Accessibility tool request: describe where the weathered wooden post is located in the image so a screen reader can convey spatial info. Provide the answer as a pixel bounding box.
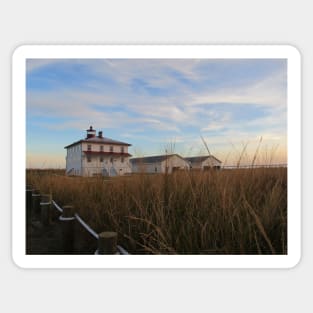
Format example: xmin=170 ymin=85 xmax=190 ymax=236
xmin=40 ymin=194 xmax=52 ymax=226
xmin=31 ymin=189 xmax=41 ymax=219
xmin=59 ymin=205 xmax=76 ymax=254
xmin=26 ymin=185 xmax=34 ymax=224
xmin=98 ymin=232 xmax=118 ymax=254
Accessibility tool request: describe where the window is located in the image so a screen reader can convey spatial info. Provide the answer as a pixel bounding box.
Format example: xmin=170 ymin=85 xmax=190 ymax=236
xmin=100 ymin=157 xmax=104 ymax=163
xmin=121 ymin=146 xmax=124 ymax=153
xmin=100 ymin=145 xmax=104 ymax=152
xmin=87 ymin=156 xmax=91 ymax=163
xmin=110 ymin=157 xmax=113 ymax=163
xmin=110 ymin=146 xmax=113 ymax=152
xmin=155 ymin=167 xmax=157 ymax=172
xmin=121 ymin=157 xmax=124 ymax=163
xmin=87 ymin=144 xmax=92 ymax=151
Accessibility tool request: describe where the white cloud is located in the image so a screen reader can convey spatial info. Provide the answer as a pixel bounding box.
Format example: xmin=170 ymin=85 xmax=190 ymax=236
xmin=26 ymin=59 xmax=69 ymax=72
xmin=189 ymin=70 xmax=286 ymax=108
xmin=26 ymin=58 xmax=287 ymax=167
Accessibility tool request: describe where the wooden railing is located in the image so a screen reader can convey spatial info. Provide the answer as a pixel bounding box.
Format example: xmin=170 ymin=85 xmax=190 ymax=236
xmin=26 ymin=185 xmax=129 ymax=255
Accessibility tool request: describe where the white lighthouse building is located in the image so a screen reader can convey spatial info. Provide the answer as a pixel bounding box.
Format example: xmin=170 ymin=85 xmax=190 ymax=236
xmin=65 ymin=126 xmax=132 ymax=177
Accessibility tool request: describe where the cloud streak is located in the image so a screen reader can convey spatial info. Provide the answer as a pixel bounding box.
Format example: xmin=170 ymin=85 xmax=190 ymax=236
xmin=26 ymin=58 xmax=287 ymax=167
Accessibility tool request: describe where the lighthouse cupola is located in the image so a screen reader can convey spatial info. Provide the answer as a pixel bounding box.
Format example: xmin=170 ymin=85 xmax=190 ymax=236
xmin=86 ymin=126 xmax=96 ymax=139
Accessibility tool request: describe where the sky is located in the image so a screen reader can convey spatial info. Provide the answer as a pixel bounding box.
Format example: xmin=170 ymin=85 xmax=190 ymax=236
xmin=26 ymin=58 xmax=287 ymax=168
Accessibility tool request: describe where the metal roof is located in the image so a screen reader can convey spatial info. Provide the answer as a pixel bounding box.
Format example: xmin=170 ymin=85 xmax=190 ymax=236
xmin=130 ymin=154 xmax=185 ymax=164
xmin=184 ymin=155 xmax=222 ymax=164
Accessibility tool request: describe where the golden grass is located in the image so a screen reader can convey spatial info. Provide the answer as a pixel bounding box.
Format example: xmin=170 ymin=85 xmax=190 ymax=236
xmin=26 ymin=167 xmax=287 ymax=254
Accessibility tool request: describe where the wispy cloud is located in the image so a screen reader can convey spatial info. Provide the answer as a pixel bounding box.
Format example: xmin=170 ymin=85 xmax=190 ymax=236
xmin=26 ymin=58 xmax=287 ymax=167
xmin=189 ymin=69 xmax=286 ymax=108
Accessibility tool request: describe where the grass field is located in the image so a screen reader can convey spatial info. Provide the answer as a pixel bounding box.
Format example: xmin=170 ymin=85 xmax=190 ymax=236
xmin=26 ymin=167 xmax=287 ymax=254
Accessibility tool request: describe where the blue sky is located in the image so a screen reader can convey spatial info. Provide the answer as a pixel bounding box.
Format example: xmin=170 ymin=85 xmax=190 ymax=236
xmin=26 ymin=58 xmax=287 ymax=168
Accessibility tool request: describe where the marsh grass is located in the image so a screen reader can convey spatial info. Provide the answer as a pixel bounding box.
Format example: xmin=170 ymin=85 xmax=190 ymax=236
xmin=26 ymin=165 xmax=287 ymax=255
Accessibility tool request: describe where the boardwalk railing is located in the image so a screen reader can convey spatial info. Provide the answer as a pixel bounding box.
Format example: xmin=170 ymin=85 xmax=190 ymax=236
xmin=26 ymin=185 xmax=129 ymax=255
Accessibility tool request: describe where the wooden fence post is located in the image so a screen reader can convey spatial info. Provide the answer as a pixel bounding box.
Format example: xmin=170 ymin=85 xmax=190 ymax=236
xmin=26 ymin=185 xmax=33 ymax=224
xmin=59 ymin=205 xmax=76 ymax=254
xmin=32 ymin=189 xmax=41 ymax=218
xmin=40 ymin=194 xmax=52 ymax=226
xmin=98 ymin=232 xmax=118 ymax=254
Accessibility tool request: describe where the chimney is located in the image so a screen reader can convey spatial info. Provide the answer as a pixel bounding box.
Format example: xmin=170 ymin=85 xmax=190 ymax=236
xmin=98 ymin=131 xmax=103 ymax=138
xmin=86 ymin=126 xmax=96 ymax=139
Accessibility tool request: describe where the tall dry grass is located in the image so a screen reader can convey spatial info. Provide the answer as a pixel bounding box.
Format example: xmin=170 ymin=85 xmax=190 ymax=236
xmin=26 ymin=166 xmax=287 ymax=255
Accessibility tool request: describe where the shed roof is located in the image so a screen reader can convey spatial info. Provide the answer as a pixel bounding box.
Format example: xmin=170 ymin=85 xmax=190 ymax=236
xmin=130 ymin=154 xmax=186 ymax=164
xmin=184 ymin=155 xmax=222 ymax=164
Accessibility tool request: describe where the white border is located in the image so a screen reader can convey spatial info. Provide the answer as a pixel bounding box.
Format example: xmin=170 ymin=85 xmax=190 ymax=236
xmin=12 ymin=45 xmax=301 ymax=269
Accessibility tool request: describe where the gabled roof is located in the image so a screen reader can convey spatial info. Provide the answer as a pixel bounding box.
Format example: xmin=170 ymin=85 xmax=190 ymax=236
xmin=65 ymin=136 xmax=131 ymax=149
xmin=130 ymin=154 xmax=187 ymax=164
xmin=184 ymin=155 xmax=222 ymax=164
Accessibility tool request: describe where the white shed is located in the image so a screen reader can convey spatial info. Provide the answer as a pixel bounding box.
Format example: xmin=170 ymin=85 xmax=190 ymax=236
xmin=130 ymin=154 xmax=190 ymax=174
xmin=184 ymin=155 xmax=222 ymax=170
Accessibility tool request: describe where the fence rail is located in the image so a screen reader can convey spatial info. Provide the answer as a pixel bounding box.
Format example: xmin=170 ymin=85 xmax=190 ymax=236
xmin=74 ymin=213 xmax=99 ymax=240
xmin=51 ymin=200 xmax=63 ymax=213
xmin=26 ymin=186 xmax=129 ymax=255
xmin=222 ymin=163 xmax=287 ymax=169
